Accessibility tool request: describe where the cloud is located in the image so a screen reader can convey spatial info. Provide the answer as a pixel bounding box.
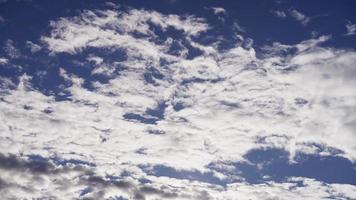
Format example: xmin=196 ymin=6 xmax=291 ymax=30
xmin=41 ymin=9 xmax=209 ymax=55
xmin=3 ymin=39 xmax=21 ymax=58
xmin=0 ymin=76 xmax=15 ymax=90
xmin=289 ymin=9 xmax=310 ymax=26
xmin=210 ymin=7 xmax=228 ymax=22
xmin=1 ymin=6 xmax=356 ymax=199
xmin=211 ymin=7 xmax=226 ymax=15
xmin=345 ymin=21 xmax=356 ymax=36
xmin=1 ymin=153 xmax=356 ymax=200
xmin=0 ymin=58 xmax=8 ymax=65
xmin=105 ymin=1 xmax=119 ymax=9
xmin=271 ymin=9 xmax=315 ymax=26
xmin=0 ymin=153 xmax=181 ymax=200
xmin=271 ymin=10 xmax=287 ymax=18
xmin=25 ymin=41 xmax=42 ymax=53
xmin=0 ymin=15 xmax=5 ymax=24
xmin=232 ymin=21 xmax=245 ymax=33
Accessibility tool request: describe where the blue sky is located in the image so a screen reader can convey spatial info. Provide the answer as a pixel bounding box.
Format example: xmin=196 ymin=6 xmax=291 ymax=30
xmin=1 ymin=0 xmax=356 ymax=199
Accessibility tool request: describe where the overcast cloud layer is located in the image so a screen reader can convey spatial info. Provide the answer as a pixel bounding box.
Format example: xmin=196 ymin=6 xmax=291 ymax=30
xmin=1 ymin=1 xmax=356 ymax=200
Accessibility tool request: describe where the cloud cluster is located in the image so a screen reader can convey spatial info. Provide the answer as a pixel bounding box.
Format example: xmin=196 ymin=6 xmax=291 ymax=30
xmin=1 ymin=153 xmax=355 ymax=199
xmin=42 ymin=9 xmax=208 ymax=55
xmin=1 ymin=7 xmax=356 ymax=199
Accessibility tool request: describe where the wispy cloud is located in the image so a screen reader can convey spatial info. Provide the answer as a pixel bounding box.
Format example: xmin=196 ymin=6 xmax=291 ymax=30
xmin=289 ymin=9 xmax=310 ymax=26
xmin=3 ymin=39 xmax=21 ymax=58
xmin=0 ymin=15 xmax=5 ymax=23
xmin=271 ymin=9 xmax=311 ymax=26
xmin=271 ymin=10 xmax=287 ymax=18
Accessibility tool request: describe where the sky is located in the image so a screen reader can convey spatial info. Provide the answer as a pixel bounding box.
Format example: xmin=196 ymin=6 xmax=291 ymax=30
xmin=1 ymin=0 xmax=356 ymax=199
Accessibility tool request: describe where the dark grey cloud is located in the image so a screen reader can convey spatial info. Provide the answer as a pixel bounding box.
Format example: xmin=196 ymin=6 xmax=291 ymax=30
xmin=0 ymin=153 xmax=185 ymax=199
xmin=0 ymin=153 xmax=54 ymax=174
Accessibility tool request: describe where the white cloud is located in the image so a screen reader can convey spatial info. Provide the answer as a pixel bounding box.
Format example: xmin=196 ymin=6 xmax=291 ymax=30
xmin=37 ymin=10 xmax=356 ymax=167
xmin=1 ymin=7 xmax=356 ymax=200
xmin=105 ymin=1 xmax=119 ymax=9
xmin=87 ymin=55 xmax=103 ymax=65
xmin=211 ymin=7 xmax=226 ymax=15
xmin=211 ymin=7 xmax=228 ymax=22
xmin=25 ymin=41 xmax=42 ymax=53
xmin=345 ymin=21 xmax=356 ymax=36
xmin=271 ymin=10 xmax=287 ymax=18
xmin=289 ymin=9 xmax=310 ymax=26
xmin=42 ymin=9 xmax=208 ymax=55
xmin=86 ymin=55 xmax=118 ymax=76
xmin=0 ymin=57 xmax=8 ymax=65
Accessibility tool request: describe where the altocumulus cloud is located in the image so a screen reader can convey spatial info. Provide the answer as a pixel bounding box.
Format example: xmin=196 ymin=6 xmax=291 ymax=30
xmin=1 ymin=5 xmax=356 ymax=200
